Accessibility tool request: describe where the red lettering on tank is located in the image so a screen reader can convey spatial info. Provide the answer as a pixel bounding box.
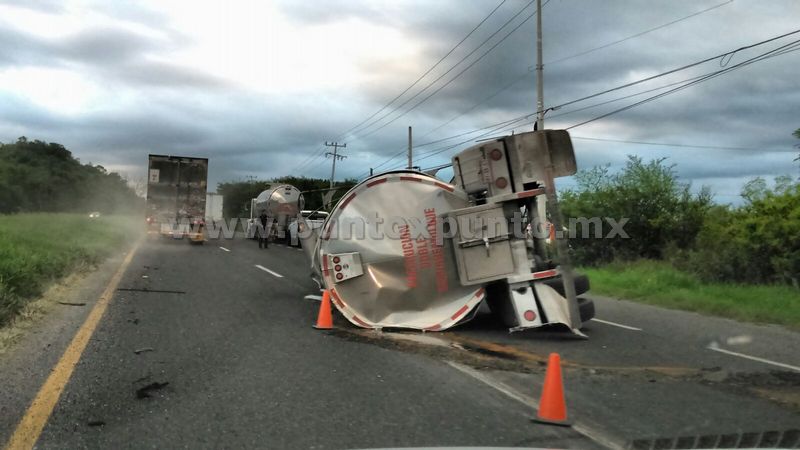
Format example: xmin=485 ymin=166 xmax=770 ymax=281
xmin=399 ymin=225 xmax=417 ymax=288
xmin=425 ymin=208 xmax=448 ymax=293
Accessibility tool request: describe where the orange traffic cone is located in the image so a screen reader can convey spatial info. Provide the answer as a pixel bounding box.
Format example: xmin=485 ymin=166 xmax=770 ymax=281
xmin=313 ymin=290 xmax=334 ymax=330
xmin=532 ymin=353 xmax=570 ymax=426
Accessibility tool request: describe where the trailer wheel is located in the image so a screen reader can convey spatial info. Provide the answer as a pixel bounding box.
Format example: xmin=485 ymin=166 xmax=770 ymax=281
xmin=542 ymin=273 xmax=590 ymax=297
xmin=578 ymin=297 xmax=595 ymax=323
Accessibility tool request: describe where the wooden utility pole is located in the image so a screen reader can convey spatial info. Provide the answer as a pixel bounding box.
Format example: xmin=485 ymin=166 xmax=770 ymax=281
xmin=407 ymin=126 xmax=413 ymax=169
xmin=535 ymin=0 xmax=581 ymax=332
xmin=536 ymin=0 xmax=544 ymax=131
xmin=324 ymin=141 xmax=346 ymax=188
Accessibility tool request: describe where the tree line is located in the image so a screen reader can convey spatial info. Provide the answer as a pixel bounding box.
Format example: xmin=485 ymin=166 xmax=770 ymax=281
xmin=0 ymin=137 xmax=142 ymax=214
xmin=562 ymin=134 xmax=799 ymax=287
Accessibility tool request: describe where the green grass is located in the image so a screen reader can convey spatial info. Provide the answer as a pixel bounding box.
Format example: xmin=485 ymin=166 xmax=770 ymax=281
xmin=0 ymin=213 xmax=142 ymax=326
xmin=582 ymin=260 xmax=800 ymax=329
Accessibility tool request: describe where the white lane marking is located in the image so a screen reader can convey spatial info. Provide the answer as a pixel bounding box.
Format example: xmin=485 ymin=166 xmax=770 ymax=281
xmin=219 ymin=246 xmax=230 ymax=252
xmin=707 ymin=342 xmax=800 ymax=372
xmin=255 ymin=264 xmax=284 ymax=278
xmin=304 ymin=294 xmax=322 ymax=301
xmin=590 ymin=318 xmax=642 ymax=331
xmin=446 ymin=362 xmax=625 ymax=450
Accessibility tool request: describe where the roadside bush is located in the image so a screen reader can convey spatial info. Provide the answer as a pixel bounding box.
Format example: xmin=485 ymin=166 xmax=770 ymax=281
xmin=561 ymin=155 xmax=712 ymax=265
xmin=0 ymin=214 xmax=141 ymax=326
xmin=681 ymin=176 xmax=800 ymax=286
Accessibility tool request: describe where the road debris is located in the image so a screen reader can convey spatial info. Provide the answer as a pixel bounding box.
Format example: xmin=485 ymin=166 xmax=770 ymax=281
xmin=117 ymin=288 xmax=186 ymax=294
xmin=135 ymin=381 xmax=169 ymax=399
xmin=132 ymin=374 xmax=151 ymax=384
xmin=57 ymin=301 xmax=86 ymax=306
xmin=87 ymin=420 xmax=105 ymax=427
xmin=133 ymin=347 xmax=154 ymax=355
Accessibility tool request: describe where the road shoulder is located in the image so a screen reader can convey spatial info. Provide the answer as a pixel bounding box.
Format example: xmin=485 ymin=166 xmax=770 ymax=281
xmin=0 ymin=246 xmax=133 ymax=442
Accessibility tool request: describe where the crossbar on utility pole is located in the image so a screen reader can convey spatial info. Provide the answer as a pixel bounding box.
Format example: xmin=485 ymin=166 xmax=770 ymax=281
xmin=324 ymin=141 xmax=346 ymax=189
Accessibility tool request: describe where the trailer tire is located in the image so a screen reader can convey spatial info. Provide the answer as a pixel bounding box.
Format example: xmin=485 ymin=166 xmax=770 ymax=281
xmin=542 ymin=273 xmax=590 ymax=297
xmin=578 ymin=297 xmax=595 ymax=323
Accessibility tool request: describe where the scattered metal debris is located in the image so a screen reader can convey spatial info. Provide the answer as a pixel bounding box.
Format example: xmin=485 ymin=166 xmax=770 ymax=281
xmin=135 ymin=381 xmax=169 ymax=399
xmin=117 ymin=288 xmax=186 ymax=294
xmin=132 ymin=374 xmax=151 ymax=384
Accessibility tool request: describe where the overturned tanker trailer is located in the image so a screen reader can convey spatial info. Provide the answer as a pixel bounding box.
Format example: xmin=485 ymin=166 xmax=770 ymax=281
xmin=298 ymin=130 xmax=594 ymax=335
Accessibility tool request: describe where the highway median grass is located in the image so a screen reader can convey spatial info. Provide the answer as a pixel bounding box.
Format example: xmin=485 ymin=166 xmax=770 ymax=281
xmin=0 ymin=213 xmax=142 ymax=326
xmin=582 ymin=260 xmax=800 ymax=329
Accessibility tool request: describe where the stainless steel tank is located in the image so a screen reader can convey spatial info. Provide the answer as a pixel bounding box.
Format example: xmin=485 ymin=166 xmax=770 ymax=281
xmin=254 ymin=184 xmax=305 ymax=235
xmin=311 ymin=171 xmax=485 ymax=330
xmin=306 ymin=130 xmax=591 ymax=336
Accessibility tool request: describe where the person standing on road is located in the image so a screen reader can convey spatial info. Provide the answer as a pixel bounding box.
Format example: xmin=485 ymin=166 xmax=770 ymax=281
xmin=258 ymin=210 xmax=270 ymax=249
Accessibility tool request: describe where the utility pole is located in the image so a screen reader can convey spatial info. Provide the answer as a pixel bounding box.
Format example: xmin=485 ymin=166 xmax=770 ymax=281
xmin=535 ymin=0 xmax=544 ymax=131
xmin=324 ymin=141 xmax=346 ymax=189
xmin=407 ymin=126 xmax=413 ymax=169
xmin=535 ymin=0 xmax=581 ymax=333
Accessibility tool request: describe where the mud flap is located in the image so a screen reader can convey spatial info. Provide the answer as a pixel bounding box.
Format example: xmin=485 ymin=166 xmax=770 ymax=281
xmin=533 ymin=283 xmax=587 ymax=338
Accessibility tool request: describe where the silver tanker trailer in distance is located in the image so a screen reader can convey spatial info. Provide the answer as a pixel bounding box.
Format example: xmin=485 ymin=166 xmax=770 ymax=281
xmin=246 ymin=184 xmax=305 ymax=243
xmin=298 ymin=129 xmax=594 ymax=336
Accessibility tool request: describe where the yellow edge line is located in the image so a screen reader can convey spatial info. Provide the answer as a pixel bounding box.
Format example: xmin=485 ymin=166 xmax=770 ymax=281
xmin=4 ymin=241 xmax=141 ymax=450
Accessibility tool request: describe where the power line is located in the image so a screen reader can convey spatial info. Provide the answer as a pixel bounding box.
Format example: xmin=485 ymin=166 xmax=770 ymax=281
xmin=388 ymin=1 xmax=732 ymax=162
xmin=549 ymin=28 xmax=800 ymax=114
xmin=337 ymin=0 xmax=723 ymax=176
xmin=293 ymin=144 xmax=327 ymax=172
xmin=409 ymin=27 xmax=800 ymax=154
xmin=350 ymin=0 xmax=540 ymax=140
xmin=301 ymin=0 xmax=511 ymax=173
xmin=355 ymin=23 xmax=799 ymax=179
xmin=359 ymin=1 xmax=550 ymax=141
xmin=422 ymin=69 xmax=533 ymax=137
xmin=565 ymin=35 xmax=800 ymax=130
xmin=342 ymin=0 xmax=511 ymax=139
xmin=546 ymin=0 xmax=734 ymax=65
xmin=357 ymin=112 xmax=528 ymax=178
xmin=309 ymin=1 xmax=748 ymax=177
xmin=384 ymin=34 xmax=800 ymax=169
xmin=571 ymin=136 xmax=781 ymax=152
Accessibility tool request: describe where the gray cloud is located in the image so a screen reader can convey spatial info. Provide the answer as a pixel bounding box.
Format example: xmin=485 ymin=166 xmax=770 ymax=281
xmin=0 ymin=0 xmax=64 ymax=14
xmin=0 ymin=0 xmax=798 ymax=204
xmin=0 ymin=18 xmax=226 ymax=89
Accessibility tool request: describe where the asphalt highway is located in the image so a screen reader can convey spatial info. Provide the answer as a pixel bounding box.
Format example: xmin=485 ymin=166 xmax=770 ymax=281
xmin=1 ymin=234 xmax=799 ymax=449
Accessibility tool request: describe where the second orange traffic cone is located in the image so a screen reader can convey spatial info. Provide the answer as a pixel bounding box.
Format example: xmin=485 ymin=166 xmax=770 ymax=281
xmin=313 ymin=290 xmax=333 ymax=330
xmin=532 ymin=353 xmax=570 ymax=426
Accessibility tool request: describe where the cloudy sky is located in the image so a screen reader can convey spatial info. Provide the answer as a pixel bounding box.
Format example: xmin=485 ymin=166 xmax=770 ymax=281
xmin=1 ymin=0 xmax=798 ymax=203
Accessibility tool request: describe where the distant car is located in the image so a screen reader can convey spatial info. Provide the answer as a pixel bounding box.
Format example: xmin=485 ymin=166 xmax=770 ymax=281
xmin=288 ymin=210 xmax=329 ymax=247
xmin=88 ymin=211 xmax=101 ymax=219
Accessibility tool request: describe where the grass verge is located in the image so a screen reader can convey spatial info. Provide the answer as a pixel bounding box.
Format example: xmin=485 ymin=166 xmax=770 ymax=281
xmin=0 ymin=213 xmax=142 ymax=326
xmin=582 ymin=260 xmax=800 ymax=329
